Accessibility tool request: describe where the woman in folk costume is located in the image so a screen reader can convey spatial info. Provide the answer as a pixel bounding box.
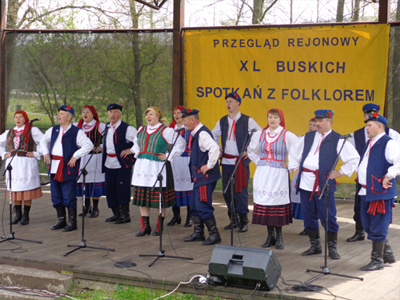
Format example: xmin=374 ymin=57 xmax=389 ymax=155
xmin=74 ymin=105 xmax=106 ymax=218
xmin=0 ymin=110 xmax=44 ymax=225
xmin=130 ymin=106 xmax=186 ymax=237
xmin=248 ymin=108 xmax=298 ymax=250
xmin=166 ymin=106 xmax=194 ymax=227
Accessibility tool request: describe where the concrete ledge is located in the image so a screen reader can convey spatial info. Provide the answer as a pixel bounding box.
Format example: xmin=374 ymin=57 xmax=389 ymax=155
xmin=0 ymin=264 xmax=73 ymax=294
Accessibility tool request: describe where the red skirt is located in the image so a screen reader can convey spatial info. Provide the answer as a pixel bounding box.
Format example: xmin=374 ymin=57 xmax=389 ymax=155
xmin=252 ymin=203 xmax=293 ymax=226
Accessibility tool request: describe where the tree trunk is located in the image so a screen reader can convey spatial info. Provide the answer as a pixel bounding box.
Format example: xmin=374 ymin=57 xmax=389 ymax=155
xmin=336 ymin=0 xmax=345 ymax=22
xmin=252 ymin=0 xmax=263 ymax=24
xmin=352 ymin=0 xmax=360 ymax=22
xmin=129 ymin=0 xmax=143 ymax=128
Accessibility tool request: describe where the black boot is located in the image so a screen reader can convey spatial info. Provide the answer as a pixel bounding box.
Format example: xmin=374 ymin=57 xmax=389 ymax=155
xmin=105 ymin=206 xmax=120 ymax=222
xmin=383 ymin=240 xmax=396 ymax=264
xmin=114 ymin=203 xmax=131 ymax=224
xmin=275 ymin=226 xmax=284 ymax=250
xmin=327 ymin=231 xmax=340 ymax=260
xmin=20 ymin=206 xmax=31 ymax=225
xmin=224 ymin=213 xmax=239 ymax=230
xmin=136 ymin=216 xmax=151 ymax=237
xmin=51 ymin=206 xmax=67 ymax=230
xmin=299 ymin=228 xmax=307 ymax=236
xmin=152 ymin=216 xmax=165 ymax=236
xmin=89 ymin=199 xmax=99 ymax=218
xmin=63 ymin=208 xmax=77 ymax=232
xmin=78 ymin=198 xmax=91 ymax=217
xmin=184 ymin=216 xmax=205 ymax=242
xmin=202 ymin=217 xmax=221 ymax=245
xmin=12 ymin=205 xmax=22 ymax=224
xmin=360 ymin=241 xmax=385 ymax=271
xmin=184 ymin=206 xmax=193 ymax=227
xmin=302 ymin=230 xmax=322 ymax=256
xmin=261 ymin=226 xmax=276 ymax=248
xmin=347 ymin=222 xmax=365 ymax=242
xmin=238 ymin=214 xmax=249 ymax=233
xmin=167 ymin=206 xmax=181 ymax=226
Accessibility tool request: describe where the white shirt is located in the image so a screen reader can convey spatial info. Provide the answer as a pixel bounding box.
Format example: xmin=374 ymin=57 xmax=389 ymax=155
xmin=0 ymin=125 xmax=44 ymax=160
xmin=357 ymin=132 xmax=400 ymax=196
xmin=104 ymin=119 xmax=137 ymax=169
xmin=291 ymin=130 xmax=360 ymax=192
xmin=130 ymin=122 xmax=186 ymax=160
xmin=192 ymin=123 xmax=220 ymax=169
xmin=42 ymin=124 xmax=94 ymax=174
xmin=212 ymin=112 xmax=262 ymax=165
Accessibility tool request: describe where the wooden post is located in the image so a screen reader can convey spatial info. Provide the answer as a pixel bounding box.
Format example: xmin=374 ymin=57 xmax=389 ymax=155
xmin=172 ymin=0 xmax=184 ymax=108
xmin=378 ymin=0 xmax=389 ymax=24
xmin=0 ymin=0 xmax=6 ymax=133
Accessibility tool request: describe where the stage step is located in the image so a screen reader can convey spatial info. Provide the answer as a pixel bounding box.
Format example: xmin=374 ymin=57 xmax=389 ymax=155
xmin=0 ymin=264 xmax=73 ymax=299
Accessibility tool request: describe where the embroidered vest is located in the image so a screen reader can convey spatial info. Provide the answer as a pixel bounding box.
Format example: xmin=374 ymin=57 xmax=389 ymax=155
xmin=362 ymin=135 xmax=397 ymax=201
xmin=79 ymin=121 xmax=102 ymax=147
xmin=220 ymin=114 xmax=250 ymax=167
xmin=137 ymin=125 xmax=168 ymax=162
xmin=7 ymin=127 xmax=34 ymax=152
xmin=190 ymin=126 xmax=221 ymax=188
xmin=258 ymin=129 xmax=287 ymax=168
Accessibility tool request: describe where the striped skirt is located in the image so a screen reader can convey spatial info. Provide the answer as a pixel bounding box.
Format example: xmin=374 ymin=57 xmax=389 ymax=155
xmin=252 ymin=203 xmax=293 ymax=226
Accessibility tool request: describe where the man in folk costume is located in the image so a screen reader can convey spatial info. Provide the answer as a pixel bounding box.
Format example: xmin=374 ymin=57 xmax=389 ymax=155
xmin=212 ymin=92 xmax=261 ymax=232
xmin=357 ymin=112 xmax=399 ymax=271
xmin=182 ymin=109 xmax=222 ymax=245
xmin=291 ymin=109 xmax=359 ymax=259
xmin=42 ymin=105 xmax=93 ymax=232
xmin=102 ymin=103 xmax=136 ymax=224
xmin=347 ymin=103 xmax=400 ymax=243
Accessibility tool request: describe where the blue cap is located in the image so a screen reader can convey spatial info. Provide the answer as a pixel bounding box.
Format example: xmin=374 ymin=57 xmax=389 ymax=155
xmin=363 ymin=103 xmax=380 ymax=113
xmin=107 ymin=103 xmax=123 ymax=111
xmin=364 ymin=112 xmax=388 ymax=126
xmin=181 ymin=108 xmax=199 ymax=118
xmin=314 ymin=109 xmax=334 ymax=119
xmin=58 ymin=105 xmax=75 ymax=116
xmin=225 ymin=92 xmax=241 ymax=105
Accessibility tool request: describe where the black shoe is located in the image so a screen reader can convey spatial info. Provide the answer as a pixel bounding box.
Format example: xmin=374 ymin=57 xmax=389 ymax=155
xmin=238 ymin=214 xmax=249 ymax=233
xmin=261 ymin=226 xmax=276 ymax=248
xmin=275 ymin=227 xmax=284 ymax=250
xmin=184 ymin=216 xmax=205 ymax=242
xmin=299 ymin=228 xmax=307 ymax=236
xmin=328 ymin=231 xmax=340 ymax=260
xmin=184 ymin=206 xmax=193 ymax=227
xmin=63 ymin=208 xmax=77 ymax=232
xmin=114 ymin=203 xmax=131 ymax=224
xmin=12 ymin=205 xmax=22 ymax=224
xmin=20 ymin=206 xmax=31 ymax=225
xmin=202 ymin=217 xmax=221 ymax=245
xmin=105 ymin=206 xmax=120 ymax=222
xmin=383 ymin=240 xmax=396 ymax=264
xmin=88 ymin=207 xmax=99 ymax=218
xmin=347 ymin=230 xmax=365 ymax=242
xmin=136 ymin=216 xmax=151 ymax=237
xmin=167 ymin=206 xmax=181 ymax=226
xmin=51 ymin=206 xmax=67 ymax=230
xmin=302 ymin=230 xmax=322 ymax=256
xmin=224 ymin=214 xmax=239 ymax=230
xmin=360 ymin=241 xmax=385 ymax=271
xmin=152 ymin=216 xmax=165 ymax=236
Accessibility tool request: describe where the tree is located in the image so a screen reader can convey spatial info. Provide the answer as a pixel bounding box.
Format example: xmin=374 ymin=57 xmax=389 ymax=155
xmin=336 ymin=0 xmax=345 ymax=22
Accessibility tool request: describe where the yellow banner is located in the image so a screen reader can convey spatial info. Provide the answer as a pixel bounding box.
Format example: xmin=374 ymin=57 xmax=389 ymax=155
xmin=184 ymin=24 xmax=389 ymax=182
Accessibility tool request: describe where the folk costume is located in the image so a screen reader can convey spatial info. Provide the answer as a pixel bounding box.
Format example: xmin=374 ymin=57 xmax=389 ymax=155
xmin=248 ymin=108 xmax=298 ymax=250
xmin=42 ymin=105 xmax=93 ymax=232
xmin=168 ymin=106 xmax=194 ymax=227
xmin=0 ymin=110 xmax=44 ymax=225
xmin=348 ymin=103 xmax=400 ymax=243
xmin=212 ymin=92 xmax=262 ymax=232
xmin=357 ymin=113 xmax=399 ymax=271
xmin=182 ymin=109 xmax=222 ymax=246
xmin=74 ymin=105 xmax=106 ymax=218
xmin=132 ymin=106 xmax=185 ymax=237
xmin=292 ymin=109 xmax=359 ymax=259
xmin=102 ymin=104 xmax=136 ymax=224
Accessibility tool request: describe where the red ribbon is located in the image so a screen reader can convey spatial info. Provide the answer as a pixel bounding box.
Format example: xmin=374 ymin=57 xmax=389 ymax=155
xmin=367 ymin=200 xmax=386 ymax=215
xmin=199 ymin=185 xmax=208 ymax=202
xmin=52 ymin=155 xmax=64 ymax=182
xmin=303 ymin=167 xmax=320 ymax=200
xmin=223 ymin=153 xmax=247 ymax=193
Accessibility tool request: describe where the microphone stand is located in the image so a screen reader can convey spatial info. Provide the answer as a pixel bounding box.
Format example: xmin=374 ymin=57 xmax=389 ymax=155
xmin=65 ymin=124 xmax=115 ymax=256
xmin=223 ymin=129 xmax=256 ymax=246
xmin=1 ymin=122 xmax=42 ymax=244
xmin=139 ymin=128 xmax=193 ymax=267
xmin=306 ymin=135 xmax=363 ymax=283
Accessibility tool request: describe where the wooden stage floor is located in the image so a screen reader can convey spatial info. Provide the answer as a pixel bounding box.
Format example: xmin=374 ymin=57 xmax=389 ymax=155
xmin=0 ymin=182 xmax=399 ymax=300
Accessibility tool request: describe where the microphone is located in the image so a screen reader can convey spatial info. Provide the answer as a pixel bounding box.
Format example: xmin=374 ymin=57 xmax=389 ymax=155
xmin=176 ymin=128 xmax=185 ymax=132
xmin=29 ymin=117 xmax=41 ymax=123
xmin=248 ymin=129 xmax=258 ymax=133
xmin=340 ymin=134 xmax=352 ymax=139
xmin=101 ymin=124 xmax=111 ymax=136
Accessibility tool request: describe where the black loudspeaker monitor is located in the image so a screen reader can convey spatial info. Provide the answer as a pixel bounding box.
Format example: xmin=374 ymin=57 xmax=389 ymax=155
xmin=208 ymin=244 xmax=282 ymax=291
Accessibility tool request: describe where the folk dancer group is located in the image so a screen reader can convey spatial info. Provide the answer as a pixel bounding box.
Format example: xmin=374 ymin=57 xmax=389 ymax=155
xmin=0 ymin=100 xmax=398 ymax=271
